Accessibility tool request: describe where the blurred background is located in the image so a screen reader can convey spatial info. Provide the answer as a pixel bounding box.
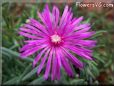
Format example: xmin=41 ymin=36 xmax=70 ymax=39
xmin=1 ymin=0 xmax=114 ymax=85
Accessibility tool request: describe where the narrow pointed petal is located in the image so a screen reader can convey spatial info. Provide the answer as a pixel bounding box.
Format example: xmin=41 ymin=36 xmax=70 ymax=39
xmin=37 ymin=12 xmax=46 ymax=25
xmin=74 ymin=23 xmax=90 ymax=31
xmin=37 ymin=49 xmax=50 ymax=75
xmin=56 ymin=48 xmax=62 ymax=67
xmin=56 ymin=58 xmax=61 ymax=80
xmin=62 ymin=16 xmax=83 ymax=37
xmin=24 ymin=39 xmax=47 ymax=44
xmin=52 ymin=5 xmax=60 ymax=27
xmin=59 ymin=5 xmax=68 ymax=27
xmin=76 ymin=32 xmax=95 ymax=39
xmin=24 ymin=23 xmax=40 ymax=33
xmin=28 ymin=18 xmax=49 ymax=35
xmin=19 ymin=31 xmax=38 ymax=39
xmin=61 ymin=56 xmax=74 ymax=77
xmin=20 ymin=43 xmax=35 ymax=52
xmin=77 ymin=27 xmax=91 ymax=33
xmin=43 ymin=4 xmax=52 ymax=28
xmin=20 ymin=26 xmax=46 ymax=38
xmin=20 ymin=40 xmax=48 ymax=52
xmin=66 ymin=46 xmax=93 ymax=60
xmin=37 ymin=11 xmax=53 ymax=35
xmin=72 ymin=16 xmax=83 ymax=26
xmin=21 ymin=46 xmax=40 ymax=57
xmin=19 ymin=27 xmax=38 ymax=35
xmin=62 ymin=47 xmax=83 ymax=69
xmin=66 ymin=31 xmax=95 ymax=40
xmin=55 ymin=48 xmax=62 ymax=80
xmin=21 ymin=45 xmax=47 ymax=57
xmin=33 ymin=47 xmax=48 ymax=67
xmin=77 ymin=40 xmax=97 ymax=48
xmin=44 ymin=48 xmax=53 ymax=79
xmin=51 ymin=49 xmax=57 ymax=80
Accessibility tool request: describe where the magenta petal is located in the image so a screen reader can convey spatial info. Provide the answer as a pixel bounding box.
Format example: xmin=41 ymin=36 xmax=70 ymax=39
xmin=44 ymin=48 xmax=53 ymax=79
xmin=59 ymin=5 xmax=68 ymax=27
xmin=20 ymin=44 xmax=34 ymax=52
xmin=55 ymin=49 xmax=62 ymax=80
xmin=44 ymin=4 xmax=52 ymax=28
xmin=74 ymin=23 xmax=90 ymax=30
xmin=72 ymin=16 xmax=83 ymax=26
xmin=24 ymin=23 xmax=39 ymax=33
xmin=19 ymin=27 xmax=38 ymax=35
xmin=66 ymin=31 xmax=95 ymax=40
xmin=37 ymin=49 xmax=50 ymax=75
xmin=28 ymin=18 xmax=49 ymax=35
xmin=20 ymin=41 xmax=47 ymax=53
xmin=62 ymin=48 xmax=83 ymax=69
xmin=24 ymin=23 xmax=45 ymax=35
xmin=51 ymin=57 xmax=57 ymax=80
xmin=21 ymin=44 xmax=47 ymax=57
xmin=66 ymin=46 xmax=93 ymax=60
xmin=33 ymin=47 xmax=48 ymax=67
xmin=19 ymin=31 xmax=38 ymax=39
xmin=21 ymin=46 xmax=40 ymax=57
xmin=56 ymin=48 xmax=62 ymax=67
xmin=56 ymin=58 xmax=61 ymax=80
xmin=52 ymin=5 xmax=60 ymax=27
xmin=77 ymin=27 xmax=91 ymax=33
xmin=37 ymin=12 xmax=46 ymax=25
xmin=61 ymin=56 xmax=74 ymax=77
xmin=24 ymin=39 xmax=47 ymax=44
xmin=77 ymin=40 xmax=97 ymax=48
xmin=62 ymin=17 xmax=84 ymax=37
xmin=76 ymin=32 xmax=95 ymax=39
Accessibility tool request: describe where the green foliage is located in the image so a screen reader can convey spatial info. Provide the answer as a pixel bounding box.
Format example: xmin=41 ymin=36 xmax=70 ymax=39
xmin=2 ymin=2 xmax=114 ymax=85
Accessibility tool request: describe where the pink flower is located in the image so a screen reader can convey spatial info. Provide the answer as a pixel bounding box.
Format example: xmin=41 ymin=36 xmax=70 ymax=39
xmin=19 ymin=4 xmax=96 ymax=80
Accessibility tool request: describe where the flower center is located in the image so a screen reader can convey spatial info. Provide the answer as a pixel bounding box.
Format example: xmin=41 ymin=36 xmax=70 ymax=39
xmin=51 ymin=34 xmax=61 ymax=43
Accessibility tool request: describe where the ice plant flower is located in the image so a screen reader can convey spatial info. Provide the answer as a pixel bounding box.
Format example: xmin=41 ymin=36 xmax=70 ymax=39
xmin=19 ymin=4 xmax=96 ymax=80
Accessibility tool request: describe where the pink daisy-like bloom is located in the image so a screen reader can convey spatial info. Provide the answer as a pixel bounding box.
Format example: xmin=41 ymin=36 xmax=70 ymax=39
xmin=19 ymin=4 xmax=96 ymax=80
